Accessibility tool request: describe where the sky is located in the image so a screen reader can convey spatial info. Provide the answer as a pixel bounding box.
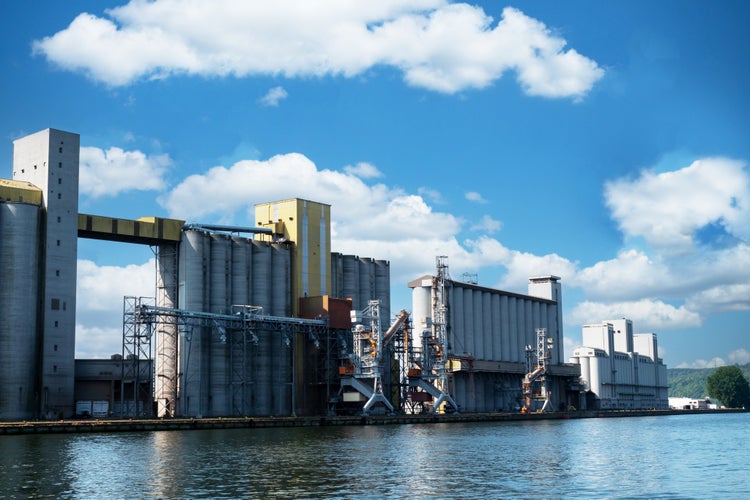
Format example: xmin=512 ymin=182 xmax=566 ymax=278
xmin=1 ymin=1 xmax=749 ymax=369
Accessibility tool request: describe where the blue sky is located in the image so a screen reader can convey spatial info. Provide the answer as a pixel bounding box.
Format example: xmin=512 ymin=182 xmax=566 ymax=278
xmin=2 ymin=1 xmax=749 ymax=369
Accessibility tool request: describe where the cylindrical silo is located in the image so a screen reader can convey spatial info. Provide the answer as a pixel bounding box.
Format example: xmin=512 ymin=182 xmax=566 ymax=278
xmin=207 ymin=234 xmax=230 ymax=416
xmin=251 ymin=241 xmax=272 ymax=415
xmin=231 ymin=237 xmax=251 ymax=307
xmin=342 ymin=255 xmax=359 ymax=308
xmin=0 ymin=202 xmax=40 ymax=420
xmin=271 ymin=243 xmax=290 ymax=317
xmin=374 ymin=259 xmax=390 ymax=321
xmin=179 ymin=230 xmax=208 ymax=416
xmin=358 ymin=258 xmax=374 ymax=307
xmin=411 ymin=282 xmax=431 ymax=360
xmin=480 ymin=290 xmax=490 ymax=360
xmin=251 ymin=241 xmax=272 ymax=312
xmin=271 ymin=243 xmax=291 ymax=415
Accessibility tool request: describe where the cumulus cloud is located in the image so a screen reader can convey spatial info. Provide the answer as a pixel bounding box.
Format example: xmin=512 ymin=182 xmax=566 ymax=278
xmin=160 ymin=153 xmax=462 ymax=239
xmin=470 ymin=214 xmax=502 ymax=233
xmin=80 ymin=146 xmax=170 ymax=198
xmin=343 ymin=162 xmax=383 ymax=179
xmin=32 ymin=2 xmax=603 ymax=98
xmin=728 ymin=348 xmax=750 ymax=365
xmin=568 ymin=299 xmax=702 ymax=331
xmin=76 ymin=259 xmax=156 ymax=358
xmin=604 ymin=158 xmax=750 ymax=252
xmin=259 ymin=86 xmax=288 ymax=107
xmin=465 ymin=191 xmax=488 ymax=203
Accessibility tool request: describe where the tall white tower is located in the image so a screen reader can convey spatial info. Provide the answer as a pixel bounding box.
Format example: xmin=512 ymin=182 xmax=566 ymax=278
xmin=13 ymin=129 xmax=79 ymax=418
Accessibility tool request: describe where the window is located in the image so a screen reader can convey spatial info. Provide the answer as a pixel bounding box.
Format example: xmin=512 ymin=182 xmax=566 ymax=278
xmin=53 ymin=365 xmax=57 ymax=373
xmin=55 ymin=270 xmax=60 ymax=277
xmin=54 ymin=321 xmax=59 ymax=327
xmin=51 ymin=298 xmax=60 ymax=310
xmin=58 ymin=178 xmax=62 ymax=185
xmin=54 ymin=344 xmax=58 ymax=352
xmin=56 ymin=240 xmax=60 ymax=246
xmin=57 ymin=193 xmax=61 ymax=199
xmin=58 ymin=162 xmax=62 ymax=168
xmin=57 ymin=216 xmax=61 ymax=223
xmin=59 ymin=147 xmax=62 ymax=153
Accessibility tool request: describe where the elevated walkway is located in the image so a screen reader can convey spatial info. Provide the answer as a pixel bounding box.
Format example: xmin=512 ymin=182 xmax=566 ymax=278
xmin=78 ymin=213 xmax=184 ymax=244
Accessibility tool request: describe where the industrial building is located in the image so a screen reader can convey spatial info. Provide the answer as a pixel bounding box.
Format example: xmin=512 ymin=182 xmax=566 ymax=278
xmin=1 ymin=128 xmax=583 ymax=420
xmin=569 ymin=319 xmax=669 ymax=410
xmin=409 ymin=270 xmax=582 ymax=413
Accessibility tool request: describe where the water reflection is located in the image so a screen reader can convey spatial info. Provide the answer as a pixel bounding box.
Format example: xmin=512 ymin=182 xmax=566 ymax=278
xmin=0 ymin=413 xmax=747 ymax=498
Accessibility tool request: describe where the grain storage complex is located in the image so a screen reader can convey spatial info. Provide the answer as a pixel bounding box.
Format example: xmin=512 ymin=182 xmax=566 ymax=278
xmin=569 ymin=319 xmax=669 ymax=409
xmin=1 ymin=128 xmax=588 ymax=420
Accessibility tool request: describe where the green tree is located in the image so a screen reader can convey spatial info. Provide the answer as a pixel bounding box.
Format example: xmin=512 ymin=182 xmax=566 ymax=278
xmin=706 ymin=365 xmax=750 ymax=408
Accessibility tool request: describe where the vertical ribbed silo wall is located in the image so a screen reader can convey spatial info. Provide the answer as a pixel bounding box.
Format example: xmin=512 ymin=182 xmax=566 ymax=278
xmin=508 ymin=297 xmax=518 ymax=362
xmin=500 ymin=296 xmax=510 ymax=362
xmin=272 ymin=243 xmax=292 ymax=415
xmin=462 ymin=288 xmax=475 ymax=358
xmin=231 ymin=237 xmax=251 ymax=307
xmin=490 ymin=294 xmax=501 ymax=361
xmin=411 ymin=284 xmax=431 ymax=359
xmin=341 ymin=255 xmax=359 ymax=308
xmin=374 ymin=259 xmax=390 ymax=322
xmin=208 ymin=234 xmax=230 ymax=416
xmin=179 ymin=230 xmax=208 ymax=416
xmin=251 ymin=241 xmax=272 ymax=415
xmin=156 ymin=242 xmax=179 ymax=418
xmin=358 ymin=258 xmax=374 ymax=311
xmin=448 ymin=283 xmax=462 ymax=355
xmin=474 ymin=290 xmax=485 ymax=360
xmin=0 ymin=203 xmax=40 ymax=420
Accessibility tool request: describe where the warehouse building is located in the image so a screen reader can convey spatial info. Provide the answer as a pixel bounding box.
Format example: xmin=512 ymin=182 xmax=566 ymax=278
xmin=569 ymin=319 xmax=669 ymax=410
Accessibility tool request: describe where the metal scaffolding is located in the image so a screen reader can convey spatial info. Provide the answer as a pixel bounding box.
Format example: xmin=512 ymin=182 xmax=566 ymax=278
xmin=123 ymin=297 xmax=328 ymax=417
xmin=406 ymin=256 xmax=459 ymax=413
xmin=122 ymin=296 xmax=154 ymax=417
xmin=523 ymin=327 xmax=554 ymax=412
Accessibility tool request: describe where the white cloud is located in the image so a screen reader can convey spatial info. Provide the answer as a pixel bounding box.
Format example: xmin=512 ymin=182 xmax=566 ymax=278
xmin=343 ymin=162 xmax=383 ymax=179
xmin=568 ymin=299 xmax=702 ymax=331
xmin=259 ymin=86 xmax=288 ymax=107
xmin=605 ymin=157 xmax=750 ymax=252
xmin=159 ymin=152 xmax=461 ymax=240
xmin=33 ymin=3 xmax=603 ymax=98
xmin=675 ymin=348 xmax=750 ymax=369
xmin=470 ymin=214 xmax=502 ymax=233
xmin=676 ymin=357 xmax=726 ymax=369
xmin=465 ymin=191 xmax=488 ymax=203
xmin=80 ymin=146 xmax=170 ymax=198
xmin=728 ymin=348 xmax=750 ymax=365
xmin=76 ymin=259 xmax=155 ymax=358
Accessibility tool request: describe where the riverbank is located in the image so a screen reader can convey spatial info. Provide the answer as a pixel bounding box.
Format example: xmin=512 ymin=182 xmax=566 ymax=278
xmin=0 ymin=408 xmax=744 ymax=435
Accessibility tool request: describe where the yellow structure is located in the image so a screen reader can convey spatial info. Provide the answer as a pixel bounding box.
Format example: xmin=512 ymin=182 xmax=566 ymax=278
xmin=0 ymin=179 xmax=42 ymax=205
xmin=255 ymin=199 xmax=331 ymax=314
xmin=78 ymin=214 xmax=184 ymax=244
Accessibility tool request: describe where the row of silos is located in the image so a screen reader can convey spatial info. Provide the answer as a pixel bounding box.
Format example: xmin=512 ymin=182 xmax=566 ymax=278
xmin=177 ymin=230 xmax=293 ymax=417
xmin=331 ymin=253 xmax=391 ymax=320
xmin=0 ymin=202 xmax=41 ymax=420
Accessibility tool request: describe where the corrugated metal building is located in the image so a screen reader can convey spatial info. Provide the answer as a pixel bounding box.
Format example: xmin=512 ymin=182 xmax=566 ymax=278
xmin=410 ymin=275 xmax=581 ymax=412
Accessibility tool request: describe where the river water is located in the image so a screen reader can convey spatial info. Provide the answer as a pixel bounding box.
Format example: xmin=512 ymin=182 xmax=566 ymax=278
xmin=0 ymin=412 xmax=747 ymax=499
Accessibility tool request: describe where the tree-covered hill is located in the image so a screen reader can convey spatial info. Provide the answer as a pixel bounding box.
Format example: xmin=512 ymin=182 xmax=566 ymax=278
xmin=668 ymin=363 xmax=750 ymax=398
